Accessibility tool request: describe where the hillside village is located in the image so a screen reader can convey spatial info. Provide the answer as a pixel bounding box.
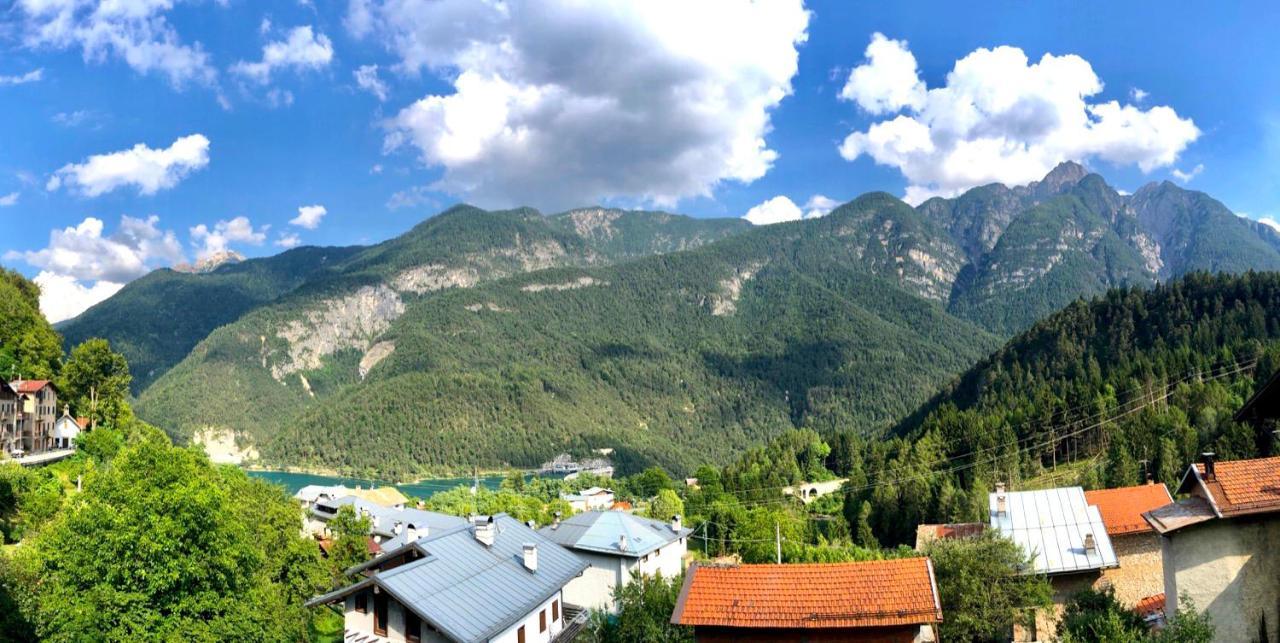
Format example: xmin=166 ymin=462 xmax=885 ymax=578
xmin=279 ymin=374 xmax=1280 ymax=643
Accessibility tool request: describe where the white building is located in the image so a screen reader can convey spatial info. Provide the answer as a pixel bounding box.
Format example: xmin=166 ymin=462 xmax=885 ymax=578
xmin=538 ymin=511 xmax=690 ymax=612
xmin=308 ymin=514 xmax=588 ymax=643
xmin=560 ymin=487 xmax=614 ymax=512
xmin=51 ymin=409 xmax=87 ymax=449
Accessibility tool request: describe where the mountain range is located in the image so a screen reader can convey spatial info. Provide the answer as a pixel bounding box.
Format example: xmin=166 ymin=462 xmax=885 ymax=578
xmin=56 ymin=162 xmax=1280 ymax=478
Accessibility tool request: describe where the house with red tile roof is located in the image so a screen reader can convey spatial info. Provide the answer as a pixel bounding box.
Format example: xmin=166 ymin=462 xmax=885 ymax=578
xmin=1083 ymin=483 xmax=1172 ymax=606
xmin=671 ymin=558 xmax=942 ymax=642
xmin=2 ymin=380 xmax=58 ymax=456
xmin=1143 ymin=453 xmax=1280 ymax=642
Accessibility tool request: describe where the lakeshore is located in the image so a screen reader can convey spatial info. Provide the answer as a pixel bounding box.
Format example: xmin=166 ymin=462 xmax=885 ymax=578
xmin=246 ymin=469 xmax=509 ymax=499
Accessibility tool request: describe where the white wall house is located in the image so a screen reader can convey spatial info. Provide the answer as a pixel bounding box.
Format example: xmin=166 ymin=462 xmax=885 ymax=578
xmin=538 ymin=511 xmax=691 ymax=612
xmin=51 ymin=410 xmax=86 ymax=449
xmin=308 ymin=514 xmax=588 ymax=643
xmin=560 ymin=487 xmax=615 ymax=512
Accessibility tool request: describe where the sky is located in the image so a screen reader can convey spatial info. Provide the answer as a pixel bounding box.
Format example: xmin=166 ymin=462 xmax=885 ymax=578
xmin=2 ymin=0 xmax=1279 ymax=322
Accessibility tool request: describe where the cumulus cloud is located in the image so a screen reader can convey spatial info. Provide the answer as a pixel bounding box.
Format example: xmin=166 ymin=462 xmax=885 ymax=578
xmin=742 ymin=194 xmax=840 ymax=225
xmin=232 ymin=25 xmax=334 ymax=84
xmin=289 ymin=204 xmax=326 ymax=229
xmin=14 ymin=1 xmax=215 ymax=87
xmin=1171 ymin=163 xmax=1204 ymax=183
xmin=0 ymin=68 xmax=43 ymax=85
xmin=1130 ymin=87 xmax=1149 ymax=103
xmin=189 ymin=216 xmax=268 ymax=259
xmin=0 ymin=192 xmax=17 ymax=207
xmin=1256 ymin=216 xmax=1280 ymax=233
xmin=360 ymin=0 xmax=809 ymax=210
xmin=354 ymin=64 xmax=388 ymax=101
xmin=386 ymin=185 xmax=435 ymax=210
xmin=4 ymin=215 xmax=185 ymax=322
xmin=838 ymin=35 xmax=1200 ymax=204
xmin=275 ymin=232 xmax=301 ymax=248
xmin=839 ymin=34 xmax=924 ymax=114
xmin=48 ymin=134 xmax=211 ymax=197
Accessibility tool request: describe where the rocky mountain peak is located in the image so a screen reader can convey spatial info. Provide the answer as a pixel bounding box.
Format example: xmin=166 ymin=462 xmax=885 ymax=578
xmin=1033 ymin=161 xmax=1089 ymax=196
xmin=173 ymin=250 xmax=245 ymax=274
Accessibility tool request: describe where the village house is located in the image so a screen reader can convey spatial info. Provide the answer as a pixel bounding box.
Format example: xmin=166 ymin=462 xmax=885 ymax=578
xmin=537 ymin=511 xmax=690 ymax=611
xmin=989 ymin=485 xmax=1118 ymax=641
xmin=1143 ymin=453 xmax=1280 ymax=643
xmin=51 ymin=408 xmax=89 ymax=449
xmin=0 ymin=381 xmax=16 ymax=454
xmin=307 ymin=494 xmax=467 ymax=546
xmin=308 ymin=514 xmax=588 ymax=643
xmin=3 ymin=380 xmax=58 ymax=456
xmin=1083 ymin=483 xmax=1172 ymax=607
xmin=560 ymin=487 xmax=614 ymax=512
xmin=913 ymin=522 xmax=984 ymax=550
xmin=671 ymin=558 xmax=943 ymax=642
xmin=295 ymin=484 xmax=410 ymax=511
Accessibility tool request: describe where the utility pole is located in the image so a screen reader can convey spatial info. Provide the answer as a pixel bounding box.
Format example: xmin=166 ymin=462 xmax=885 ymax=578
xmin=774 ymin=522 xmax=781 ymax=564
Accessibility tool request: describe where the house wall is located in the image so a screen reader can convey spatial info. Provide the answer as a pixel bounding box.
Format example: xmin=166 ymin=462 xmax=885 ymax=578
xmin=1162 ymin=516 xmax=1280 ymax=643
xmin=1098 ymin=532 xmax=1164 ymax=606
xmin=691 ymin=624 xmax=930 ymax=642
xmin=562 ymin=537 xmax=688 ymax=612
xmin=492 ymin=590 xmax=565 ymax=643
xmin=343 ymin=593 xmax=449 ymax=643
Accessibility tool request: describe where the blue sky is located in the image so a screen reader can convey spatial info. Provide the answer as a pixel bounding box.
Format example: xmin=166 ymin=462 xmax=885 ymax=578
xmin=2 ymin=0 xmax=1278 ymax=321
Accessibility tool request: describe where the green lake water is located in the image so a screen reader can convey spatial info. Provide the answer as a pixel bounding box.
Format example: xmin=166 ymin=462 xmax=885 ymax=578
xmin=246 ymin=469 xmax=507 ymax=500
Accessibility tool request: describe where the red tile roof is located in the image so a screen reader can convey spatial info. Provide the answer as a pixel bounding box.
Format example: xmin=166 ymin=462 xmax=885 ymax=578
xmin=75 ymin=417 xmax=90 ymax=429
xmin=1189 ymin=456 xmax=1280 ymax=517
xmin=609 ymin=501 xmax=632 ymax=511
xmin=11 ymin=380 xmax=52 ymax=394
xmin=672 ymin=558 xmax=942 ymax=629
xmin=1135 ymin=593 xmax=1165 ymax=618
xmin=1085 ymin=484 xmax=1173 ymax=536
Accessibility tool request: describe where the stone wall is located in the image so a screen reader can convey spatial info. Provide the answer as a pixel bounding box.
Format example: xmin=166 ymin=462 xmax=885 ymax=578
xmin=1098 ymin=532 xmax=1164 ymax=606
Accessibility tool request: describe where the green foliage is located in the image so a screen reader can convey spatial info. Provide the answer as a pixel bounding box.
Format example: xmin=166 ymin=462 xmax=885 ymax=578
xmin=589 ymin=572 xmax=693 ymax=643
xmin=0 ymin=267 xmax=61 ymax=380
xmin=325 ymin=505 xmax=372 ymax=583
xmin=1154 ymin=594 xmax=1214 ymax=643
xmin=1058 ymin=588 xmax=1147 ymax=642
xmin=925 ymin=532 xmax=1052 ymax=642
xmin=12 ymin=439 xmax=328 ymax=641
xmin=60 ymin=338 xmax=132 ymax=428
xmin=647 ymin=489 xmax=684 ymax=522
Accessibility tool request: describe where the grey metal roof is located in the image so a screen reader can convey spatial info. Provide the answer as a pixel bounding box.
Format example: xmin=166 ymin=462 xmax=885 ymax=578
xmin=312 ymin=496 xmax=466 ymax=538
xmin=315 ymin=514 xmax=588 ymax=643
xmin=538 ymin=511 xmax=691 ymax=558
xmin=989 ymin=486 xmax=1119 ymax=576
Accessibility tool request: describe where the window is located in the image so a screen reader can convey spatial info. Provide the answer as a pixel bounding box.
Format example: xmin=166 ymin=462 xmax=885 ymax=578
xmin=373 ymin=592 xmax=388 ymax=636
xmin=405 ymin=611 xmax=421 ymax=643
xmin=540 ymin=609 xmax=547 ymax=632
xmin=552 ymin=600 xmax=560 ymax=622
xmin=355 ymin=592 xmax=367 ymax=614
xmin=517 ymin=625 xmax=526 ymax=643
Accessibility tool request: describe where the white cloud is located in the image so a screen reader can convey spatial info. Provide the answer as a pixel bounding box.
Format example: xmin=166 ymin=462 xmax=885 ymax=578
xmin=1131 ymin=87 xmax=1149 ymax=103
xmin=838 ymin=36 xmax=1201 ymax=204
xmin=232 ymin=25 xmax=334 ymax=84
xmin=0 ymin=68 xmax=44 ymax=85
xmin=275 ymin=232 xmax=301 ymax=248
xmin=742 ymin=194 xmax=841 ymax=225
xmin=354 ymin=64 xmax=388 ymax=101
xmin=1257 ymin=216 xmax=1280 ymax=233
xmin=363 ymin=0 xmax=809 ymax=210
xmin=52 ymin=109 xmax=101 ymax=128
xmin=370 ymin=164 xmax=383 ymax=174
xmin=15 ymin=1 xmax=215 ymax=87
xmin=743 ymin=196 xmax=803 ymax=225
xmin=289 ymin=204 xmax=326 ymax=229
xmin=48 ymin=134 xmax=211 ymax=197
xmin=0 ymin=192 xmax=17 ymax=207
xmin=5 ymin=214 xmax=185 ymax=321
xmin=386 ymin=185 xmax=435 ymax=210
xmin=189 ymin=216 xmax=268 ymax=259
xmin=1171 ymin=163 xmax=1204 ymax=183
xmin=840 ymin=34 xmax=924 ymax=114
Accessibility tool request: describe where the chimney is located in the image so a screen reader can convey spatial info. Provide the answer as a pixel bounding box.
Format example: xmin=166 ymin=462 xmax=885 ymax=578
xmin=526 ymin=519 xmax=536 ymax=529
xmin=995 ymin=482 xmax=1006 ymax=494
xmin=393 ymin=521 xmax=404 ymax=535
xmin=406 ymin=525 xmax=417 ymax=543
xmin=522 ymin=543 xmax=538 ymax=572
xmin=417 ymin=500 xmax=425 ymax=509
xmin=996 ymin=493 xmax=1007 ymax=516
xmin=671 ymin=514 xmax=682 ymax=533
xmin=1084 ymin=533 xmax=1096 ymax=553
xmin=552 ymin=511 xmax=562 ymax=530
xmin=618 ymin=534 xmax=628 ymax=552
xmin=474 ymin=516 xmax=496 ymax=547
xmin=1201 ymin=452 xmax=1217 ymax=481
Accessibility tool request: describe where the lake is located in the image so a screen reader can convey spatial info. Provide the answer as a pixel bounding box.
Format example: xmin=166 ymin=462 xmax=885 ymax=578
xmin=246 ymin=469 xmax=508 ymax=499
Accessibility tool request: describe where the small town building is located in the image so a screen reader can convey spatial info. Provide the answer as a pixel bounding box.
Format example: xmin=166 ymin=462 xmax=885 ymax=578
xmin=51 ymin=408 xmax=89 ymax=449
xmin=308 ymin=495 xmax=467 ymax=546
xmin=5 ymin=380 xmax=58 ymax=455
xmin=781 ymin=477 xmax=847 ymax=504
xmin=560 ymin=487 xmax=614 ymax=512
xmin=295 ymin=484 xmax=410 ymax=511
xmin=1143 ymin=453 xmax=1280 ymax=643
xmin=1135 ymin=592 xmax=1166 ymax=629
xmin=989 ymin=485 xmax=1118 ymax=641
xmin=913 ymin=522 xmax=984 ymax=550
xmin=308 ymin=514 xmax=588 ymax=643
xmin=671 ymin=558 xmax=943 ymax=642
xmin=537 ymin=511 xmax=690 ymax=611
xmin=1083 ymin=483 xmax=1172 ymax=606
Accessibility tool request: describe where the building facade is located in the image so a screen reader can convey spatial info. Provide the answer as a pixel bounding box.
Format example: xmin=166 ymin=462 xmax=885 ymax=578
xmin=4 ymin=380 xmax=58 ymax=455
xmin=1083 ymin=483 xmax=1172 ymax=607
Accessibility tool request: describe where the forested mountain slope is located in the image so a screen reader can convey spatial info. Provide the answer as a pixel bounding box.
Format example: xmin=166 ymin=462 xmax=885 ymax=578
xmin=138 ymin=198 xmax=1000 ymax=479
xmin=830 ymin=272 xmax=1280 ymax=545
